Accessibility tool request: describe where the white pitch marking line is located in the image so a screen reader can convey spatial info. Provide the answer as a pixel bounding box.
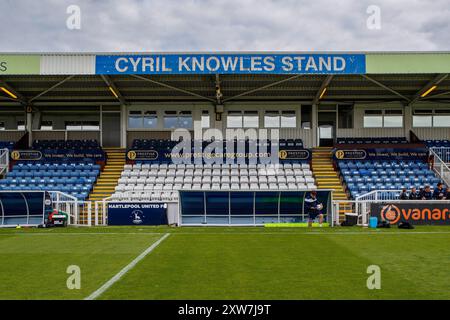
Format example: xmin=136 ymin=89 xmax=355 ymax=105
xmin=84 ymin=233 xmax=170 ymax=300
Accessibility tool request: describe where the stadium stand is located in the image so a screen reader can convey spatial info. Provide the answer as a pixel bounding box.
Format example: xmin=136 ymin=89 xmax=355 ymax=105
xmin=337 ymin=159 xmax=441 ymax=199
xmin=424 ymin=140 xmax=450 ymax=148
xmin=336 ymin=137 xmax=408 ymax=145
xmin=0 ymin=141 xmax=15 ymax=152
xmin=111 ymin=138 xmax=316 ymax=201
xmin=0 ymin=140 xmax=103 ymax=201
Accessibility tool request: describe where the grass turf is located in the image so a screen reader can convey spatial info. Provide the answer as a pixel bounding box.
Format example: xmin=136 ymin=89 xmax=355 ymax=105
xmin=0 ymin=226 xmax=449 ymax=300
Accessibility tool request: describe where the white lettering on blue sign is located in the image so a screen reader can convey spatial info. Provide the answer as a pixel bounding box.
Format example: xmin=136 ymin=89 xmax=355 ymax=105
xmin=97 ymin=54 xmax=366 ymax=75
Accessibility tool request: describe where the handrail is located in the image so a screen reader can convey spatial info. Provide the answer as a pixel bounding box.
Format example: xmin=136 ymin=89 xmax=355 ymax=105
xmin=429 ymin=148 xmax=450 ymax=186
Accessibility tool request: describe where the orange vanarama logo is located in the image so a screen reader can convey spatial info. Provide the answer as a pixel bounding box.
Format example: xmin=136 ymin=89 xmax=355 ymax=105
xmin=380 ymin=204 xmax=450 ymax=224
xmin=381 ymin=204 xmax=401 ymax=224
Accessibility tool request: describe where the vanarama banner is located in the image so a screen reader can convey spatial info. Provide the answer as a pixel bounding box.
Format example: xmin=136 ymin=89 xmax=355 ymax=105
xmin=371 ymin=202 xmax=450 ymax=225
xmin=96 ymin=54 xmax=366 ymax=75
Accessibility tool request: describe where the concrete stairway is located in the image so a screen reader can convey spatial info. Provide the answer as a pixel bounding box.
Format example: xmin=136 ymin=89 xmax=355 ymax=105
xmin=311 ymin=147 xmax=348 ymax=201
xmin=81 ymin=148 xmax=125 ymax=224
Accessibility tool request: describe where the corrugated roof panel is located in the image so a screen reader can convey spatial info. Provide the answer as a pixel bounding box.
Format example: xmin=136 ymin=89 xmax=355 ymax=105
xmin=40 ymin=55 xmax=95 ymax=75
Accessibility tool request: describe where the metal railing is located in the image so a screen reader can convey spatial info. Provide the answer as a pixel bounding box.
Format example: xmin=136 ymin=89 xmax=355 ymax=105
xmin=431 ymin=147 xmax=450 ymax=164
xmin=0 ymin=149 xmax=9 ymax=176
xmin=430 ymin=148 xmax=450 ymax=186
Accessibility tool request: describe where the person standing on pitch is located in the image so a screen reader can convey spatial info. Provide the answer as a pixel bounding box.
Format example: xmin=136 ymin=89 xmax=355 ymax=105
xmin=305 ymin=191 xmax=324 ymax=227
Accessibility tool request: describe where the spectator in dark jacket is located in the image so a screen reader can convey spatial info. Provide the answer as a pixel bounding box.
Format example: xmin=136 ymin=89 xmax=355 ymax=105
xmin=421 ymin=185 xmax=433 ymax=200
xmin=409 ymin=187 xmax=420 ymax=200
xmin=399 ymin=188 xmax=408 ymax=200
xmin=433 ymin=182 xmax=446 ymax=200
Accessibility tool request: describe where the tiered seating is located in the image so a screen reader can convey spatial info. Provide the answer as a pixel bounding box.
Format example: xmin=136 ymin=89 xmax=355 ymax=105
xmin=112 ymin=162 xmax=316 ymax=201
xmin=132 ymin=138 xmax=304 ymax=150
xmin=0 ymin=141 xmax=15 ymax=151
xmin=33 ymin=139 xmax=100 ymax=150
xmin=0 ymin=161 xmax=100 ymax=200
xmin=424 ymin=140 xmax=450 ymax=148
xmin=338 ymin=160 xmax=441 ymax=199
xmin=336 ymin=137 xmax=408 ymax=145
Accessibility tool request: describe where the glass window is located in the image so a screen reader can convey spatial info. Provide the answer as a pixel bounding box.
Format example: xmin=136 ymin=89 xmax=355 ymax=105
xmin=0 ymin=121 xmax=5 ymax=131
xmin=82 ymin=121 xmax=100 ymax=130
xmin=65 ymin=121 xmax=82 ymax=130
xmin=264 ymin=111 xmax=279 ymax=128
xmin=281 ymin=111 xmax=296 ymax=127
xmin=363 ymin=110 xmax=383 ymax=128
xmin=413 ymin=116 xmax=432 ymax=127
xmin=243 ymin=111 xmax=258 ymax=128
xmin=384 ymin=116 xmax=403 ymax=128
xmin=363 ymin=116 xmax=382 ymax=128
xmin=163 ymin=111 xmax=178 ymax=129
xmin=17 ymin=121 xmax=25 ymax=130
xmin=227 ymin=111 xmax=242 ymax=128
xmin=201 ymin=111 xmax=210 ymax=128
xmin=128 ymin=111 xmax=143 ymax=129
xmin=179 ymin=111 xmax=193 ymax=129
xmin=143 ymin=111 xmax=157 ymax=129
xmin=40 ymin=121 xmax=53 ymax=130
xmin=433 ymin=115 xmax=450 ymax=127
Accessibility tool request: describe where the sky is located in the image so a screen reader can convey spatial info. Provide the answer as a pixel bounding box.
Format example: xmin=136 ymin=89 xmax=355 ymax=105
xmin=0 ymin=0 xmax=449 ymax=52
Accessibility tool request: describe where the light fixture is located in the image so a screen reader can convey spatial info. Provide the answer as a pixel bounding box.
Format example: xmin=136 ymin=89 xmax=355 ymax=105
xmin=0 ymin=87 xmax=17 ymax=99
xmin=421 ymin=85 xmax=437 ymax=98
xmin=319 ymin=87 xmax=327 ymax=100
xmin=108 ymin=86 xmax=119 ymax=99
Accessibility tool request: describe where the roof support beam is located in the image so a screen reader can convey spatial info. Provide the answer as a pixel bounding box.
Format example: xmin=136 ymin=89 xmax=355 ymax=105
xmin=422 ymin=90 xmax=450 ymax=100
xmin=131 ymin=75 xmax=216 ymax=103
xmin=313 ymin=75 xmax=334 ymax=105
xmin=361 ymin=74 xmax=411 ymax=103
xmin=223 ymin=75 xmax=302 ymax=102
xmin=0 ymin=79 xmax=28 ymax=105
xmin=29 ymin=75 xmax=76 ymax=102
xmin=410 ymin=74 xmax=449 ymax=104
xmin=100 ymin=75 xmax=127 ymax=105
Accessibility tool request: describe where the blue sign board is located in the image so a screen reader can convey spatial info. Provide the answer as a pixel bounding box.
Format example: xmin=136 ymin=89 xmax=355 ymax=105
xmin=334 ymin=148 xmax=429 ymax=161
xmin=107 ymin=202 xmax=168 ymax=226
xmin=96 ymin=54 xmax=366 ymax=75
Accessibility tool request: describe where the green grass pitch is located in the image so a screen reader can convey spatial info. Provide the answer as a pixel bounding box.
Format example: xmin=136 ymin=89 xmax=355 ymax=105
xmin=0 ymin=226 xmax=449 ymax=300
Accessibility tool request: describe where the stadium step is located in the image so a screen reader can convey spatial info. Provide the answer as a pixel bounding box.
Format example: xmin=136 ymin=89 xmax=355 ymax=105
xmin=311 ymin=148 xmax=349 ymax=215
xmin=80 ymin=148 xmax=126 ymax=225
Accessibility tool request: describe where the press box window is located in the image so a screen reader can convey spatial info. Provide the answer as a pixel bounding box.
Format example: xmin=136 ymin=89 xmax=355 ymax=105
xmin=264 ymin=111 xmax=280 ymax=128
xmin=143 ymin=111 xmax=157 ymax=129
xmin=281 ymin=111 xmax=296 ymax=127
xmin=243 ymin=111 xmax=259 ymax=128
xmin=179 ymin=111 xmax=193 ymax=129
xmin=413 ymin=109 xmax=433 ymax=128
xmin=363 ymin=110 xmax=382 ymax=128
xmin=227 ymin=111 xmax=243 ymax=128
xmin=128 ymin=111 xmax=143 ymax=129
xmin=201 ymin=111 xmax=210 ymax=128
xmin=82 ymin=121 xmax=100 ymax=130
xmin=383 ymin=110 xmax=403 ymax=128
xmin=433 ymin=109 xmax=450 ymax=127
xmin=0 ymin=122 xmax=5 ymax=131
xmin=17 ymin=121 xmax=25 ymax=130
xmin=40 ymin=121 xmax=53 ymax=130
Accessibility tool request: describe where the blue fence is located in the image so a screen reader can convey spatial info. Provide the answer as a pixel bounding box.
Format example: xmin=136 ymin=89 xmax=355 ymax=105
xmin=179 ymin=190 xmax=332 ymax=226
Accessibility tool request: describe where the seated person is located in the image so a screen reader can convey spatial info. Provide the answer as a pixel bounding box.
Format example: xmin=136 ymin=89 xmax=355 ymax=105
xmin=421 ymin=185 xmax=433 ymax=200
xmin=399 ymin=188 xmax=408 ymax=200
xmin=408 ymin=187 xmax=420 ymax=200
xmin=433 ymin=182 xmax=447 ymax=200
